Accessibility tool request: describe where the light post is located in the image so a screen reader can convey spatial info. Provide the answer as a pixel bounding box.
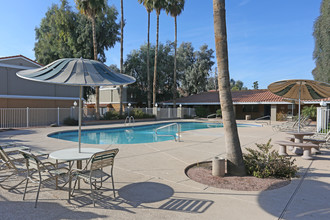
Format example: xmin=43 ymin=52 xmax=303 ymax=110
xmin=128 ymin=103 xmax=131 ymax=116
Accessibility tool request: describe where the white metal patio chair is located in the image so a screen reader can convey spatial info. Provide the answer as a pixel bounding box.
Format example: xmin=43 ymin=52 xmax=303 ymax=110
xmin=69 ymin=148 xmax=119 ymax=207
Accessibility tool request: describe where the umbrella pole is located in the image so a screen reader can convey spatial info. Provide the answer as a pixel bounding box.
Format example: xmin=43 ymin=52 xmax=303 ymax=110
xmin=78 ymin=86 xmax=82 ymax=153
xmin=298 ymin=85 xmax=301 ymax=132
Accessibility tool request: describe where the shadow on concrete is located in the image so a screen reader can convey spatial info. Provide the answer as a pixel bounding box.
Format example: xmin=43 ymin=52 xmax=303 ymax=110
xmin=0 ymin=200 xmax=106 ymax=219
xmin=258 ymin=179 xmax=330 ymax=219
xmin=118 ymin=182 xmax=213 ymax=214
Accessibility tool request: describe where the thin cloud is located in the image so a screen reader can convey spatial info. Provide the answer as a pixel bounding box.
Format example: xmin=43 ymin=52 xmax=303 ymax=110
xmin=239 ymin=0 xmax=250 ymax=7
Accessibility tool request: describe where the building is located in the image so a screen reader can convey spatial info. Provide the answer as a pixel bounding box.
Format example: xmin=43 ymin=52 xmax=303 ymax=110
xmin=0 ymin=55 xmax=79 ymax=108
xmin=87 ymin=86 xmax=129 ymax=111
xmin=163 ymin=89 xmax=330 ymax=121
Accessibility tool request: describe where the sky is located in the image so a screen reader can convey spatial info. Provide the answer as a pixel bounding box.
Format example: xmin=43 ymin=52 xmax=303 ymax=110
xmin=0 ymin=0 xmax=323 ymax=89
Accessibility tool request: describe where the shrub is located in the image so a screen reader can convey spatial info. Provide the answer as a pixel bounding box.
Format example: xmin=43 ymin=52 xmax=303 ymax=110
xmin=302 ymin=105 xmax=316 ymax=120
xmin=243 ymin=139 xmax=298 ymax=179
xmin=216 ymin=109 xmax=222 ymax=117
xmin=195 ymin=107 xmax=209 ymax=117
xmin=102 ymin=110 xmax=119 ymax=120
xmin=130 ymin=109 xmax=155 ymax=119
xmin=63 ymin=117 xmax=78 ymax=126
xmin=276 ymin=112 xmax=287 ymax=121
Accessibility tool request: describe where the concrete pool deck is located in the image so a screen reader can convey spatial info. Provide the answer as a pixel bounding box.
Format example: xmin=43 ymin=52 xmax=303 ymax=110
xmin=0 ymin=120 xmax=329 ymax=219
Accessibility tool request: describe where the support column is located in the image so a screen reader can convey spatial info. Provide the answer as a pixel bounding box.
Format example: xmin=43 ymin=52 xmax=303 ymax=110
xmin=271 ymin=104 xmax=277 ymax=122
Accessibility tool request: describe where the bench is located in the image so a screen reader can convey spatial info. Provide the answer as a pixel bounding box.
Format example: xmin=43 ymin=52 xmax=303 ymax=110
xmin=275 ymin=141 xmax=318 ymax=160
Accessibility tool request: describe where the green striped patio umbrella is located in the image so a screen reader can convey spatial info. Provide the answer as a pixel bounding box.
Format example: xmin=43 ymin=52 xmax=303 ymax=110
xmin=268 ymin=79 xmax=330 ymax=132
xmin=16 ymin=58 xmax=136 ymax=152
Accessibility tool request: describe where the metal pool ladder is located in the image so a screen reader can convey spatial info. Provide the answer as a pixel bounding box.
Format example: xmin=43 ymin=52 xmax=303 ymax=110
xmin=125 ymin=116 xmax=135 ymax=126
xmin=155 ymin=123 xmax=181 ymax=142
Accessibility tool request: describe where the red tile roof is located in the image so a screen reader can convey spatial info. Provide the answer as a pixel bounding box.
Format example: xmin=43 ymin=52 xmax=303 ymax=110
xmin=163 ymin=89 xmax=330 ymax=104
xmin=0 ymin=55 xmax=42 ymax=66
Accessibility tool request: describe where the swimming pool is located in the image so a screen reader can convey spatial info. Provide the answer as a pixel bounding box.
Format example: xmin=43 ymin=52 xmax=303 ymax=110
xmin=49 ymin=122 xmax=259 ymax=145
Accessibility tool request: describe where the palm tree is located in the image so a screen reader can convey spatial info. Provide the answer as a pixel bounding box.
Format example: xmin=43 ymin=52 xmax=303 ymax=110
xmin=152 ymin=0 xmax=166 ymax=106
xmin=138 ymin=0 xmax=153 ymax=108
xmin=165 ymin=0 xmax=185 ymax=108
xmin=213 ymin=0 xmax=246 ymax=176
xmin=75 ymin=0 xmax=106 ymax=119
xmin=119 ymin=0 xmax=124 ymax=115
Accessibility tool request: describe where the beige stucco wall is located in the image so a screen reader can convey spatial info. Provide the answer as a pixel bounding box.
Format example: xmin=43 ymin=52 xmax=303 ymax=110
xmin=89 ymin=86 xmax=128 ymax=105
xmin=0 ymin=99 xmax=76 ymax=108
xmin=0 ymin=57 xmax=80 ymax=108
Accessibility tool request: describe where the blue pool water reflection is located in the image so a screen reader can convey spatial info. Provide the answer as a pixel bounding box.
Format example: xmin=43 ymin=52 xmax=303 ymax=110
xmin=49 ymin=122 xmax=257 ymax=144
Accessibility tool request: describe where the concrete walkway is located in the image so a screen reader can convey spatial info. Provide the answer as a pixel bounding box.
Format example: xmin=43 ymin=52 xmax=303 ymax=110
xmin=0 ymin=120 xmax=329 ymax=219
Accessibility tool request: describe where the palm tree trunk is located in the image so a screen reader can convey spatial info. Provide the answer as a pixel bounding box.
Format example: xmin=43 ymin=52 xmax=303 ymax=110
xmin=147 ymin=11 xmax=151 ymax=108
xmin=173 ymin=16 xmax=177 ymax=107
xmin=213 ymin=0 xmax=246 ymax=176
xmin=119 ymin=0 xmax=124 ymax=115
xmin=91 ymin=16 xmax=100 ymax=120
xmin=153 ymin=13 xmax=160 ymax=106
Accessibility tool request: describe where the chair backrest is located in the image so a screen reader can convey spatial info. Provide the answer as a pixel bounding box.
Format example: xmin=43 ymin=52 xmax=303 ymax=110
xmin=90 ymin=149 xmax=119 ymax=171
xmin=0 ymin=145 xmax=20 ymax=170
xmin=20 ymin=150 xmax=41 ymax=171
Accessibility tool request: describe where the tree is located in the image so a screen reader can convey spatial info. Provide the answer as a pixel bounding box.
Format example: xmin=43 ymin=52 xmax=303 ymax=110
xmin=138 ymin=0 xmax=154 ymax=108
xmin=213 ymin=0 xmax=246 ymax=176
xmin=34 ymin=0 xmax=120 ymax=100
xmin=312 ymin=0 xmax=330 ymax=83
xmin=165 ymin=0 xmax=185 ymax=107
xmin=119 ymin=0 xmax=124 ymax=116
xmin=253 ymin=81 xmax=259 ymax=89
xmin=75 ymin=0 xmax=106 ymax=119
xmin=179 ymin=44 xmax=214 ymax=95
xmin=34 ymin=0 xmax=77 ymax=65
xmin=124 ymin=42 xmax=175 ymax=104
xmin=152 ymin=0 xmax=167 ymax=106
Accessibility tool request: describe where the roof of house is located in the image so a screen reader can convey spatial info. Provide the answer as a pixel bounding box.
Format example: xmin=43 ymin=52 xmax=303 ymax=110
xmin=0 ymin=55 xmax=42 ymax=67
xmin=163 ymin=89 xmax=330 ymax=105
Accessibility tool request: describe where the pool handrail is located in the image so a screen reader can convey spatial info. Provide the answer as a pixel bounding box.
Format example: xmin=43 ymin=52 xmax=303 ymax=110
xmin=125 ymin=116 xmax=135 ymax=126
xmin=155 ymin=123 xmax=181 ymax=142
xmin=254 ymin=115 xmax=271 ymax=125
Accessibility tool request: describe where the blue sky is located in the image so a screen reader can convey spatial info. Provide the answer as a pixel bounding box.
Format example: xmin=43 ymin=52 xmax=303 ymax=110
xmin=0 ymin=0 xmax=322 ymax=89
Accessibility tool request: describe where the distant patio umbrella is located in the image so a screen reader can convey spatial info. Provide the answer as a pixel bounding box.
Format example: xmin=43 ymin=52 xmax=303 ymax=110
xmin=268 ymin=79 xmax=330 ymax=132
xmin=16 ymin=58 xmax=136 ymax=152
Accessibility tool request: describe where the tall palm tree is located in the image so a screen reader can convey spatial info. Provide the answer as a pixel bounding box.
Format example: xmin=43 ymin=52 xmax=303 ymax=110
xmin=152 ymin=0 xmax=166 ymax=106
xmin=165 ymin=0 xmax=185 ymax=108
xmin=75 ymin=0 xmax=106 ymax=119
xmin=213 ymin=0 xmax=246 ymax=176
xmin=138 ymin=0 xmax=153 ymax=108
xmin=119 ymin=0 xmax=124 ymax=115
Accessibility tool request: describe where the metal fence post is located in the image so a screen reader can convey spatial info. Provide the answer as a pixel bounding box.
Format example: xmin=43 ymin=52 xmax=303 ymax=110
xmin=57 ymin=107 xmax=60 ymax=126
xmin=26 ymin=107 xmax=29 ymax=128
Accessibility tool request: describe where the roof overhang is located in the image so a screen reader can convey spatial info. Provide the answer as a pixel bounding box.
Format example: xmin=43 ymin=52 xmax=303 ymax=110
xmin=0 ymin=95 xmax=80 ymax=101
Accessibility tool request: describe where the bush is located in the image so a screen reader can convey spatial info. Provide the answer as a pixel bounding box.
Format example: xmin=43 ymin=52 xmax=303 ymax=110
xmin=102 ymin=110 xmax=120 ymax=120
xmin=130 ymin=109 xmax=155 ymax=119
xmin=195 ymin=107 xmax=210 ymax=117
xmin=216 ymin=109 xmax=222 ymax=117
xmin=302 ymin=105 xmax=316 ymax=120
xmin=243 ymin=139 xmax=298 ymax=179
xmin=63 ymin=117 xmax=78 ymax=126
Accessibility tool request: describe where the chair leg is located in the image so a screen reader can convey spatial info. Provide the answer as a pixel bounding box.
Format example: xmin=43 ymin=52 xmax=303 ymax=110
xmin=35 ymin=181 xmax=42 ymax=208
xmin=90 ymin=180 xmax=95 ymax=207
xmin=111 ymin=169 xmax=115 ymax=198
xmin=71 ymin=178 xmax=78 ymax=198
xmin=23 ymin=178 xmax=29 ymax=201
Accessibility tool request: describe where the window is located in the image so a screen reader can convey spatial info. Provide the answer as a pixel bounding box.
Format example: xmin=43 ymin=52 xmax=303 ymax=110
xmin=242 ymin=105 xmax=259 ymax=112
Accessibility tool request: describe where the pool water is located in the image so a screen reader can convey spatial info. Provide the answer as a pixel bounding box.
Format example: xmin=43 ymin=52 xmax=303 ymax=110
xmin=49 ymin=122 xmax=257 ymax=145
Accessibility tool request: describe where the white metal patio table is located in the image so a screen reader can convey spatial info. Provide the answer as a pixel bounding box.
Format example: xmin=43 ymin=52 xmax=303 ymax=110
xmin=49 ymin=148 xmax=103 ymax=188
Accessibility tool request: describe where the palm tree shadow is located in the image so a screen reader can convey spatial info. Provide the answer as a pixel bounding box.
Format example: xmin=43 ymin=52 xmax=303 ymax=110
xmin=258 ymin=179 xmax=330 ymax=219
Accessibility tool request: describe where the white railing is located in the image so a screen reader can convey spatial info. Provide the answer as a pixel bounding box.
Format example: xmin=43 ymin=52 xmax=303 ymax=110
xmin=317 ymin=108 xmax=329 ymax=133
xmin=0 ymin=108 xmax=72 ymax=129
xmin=0 ymin=107 xmax=197 ymax=129
xmin=155 ymin=123 xmax=181 ymax=142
